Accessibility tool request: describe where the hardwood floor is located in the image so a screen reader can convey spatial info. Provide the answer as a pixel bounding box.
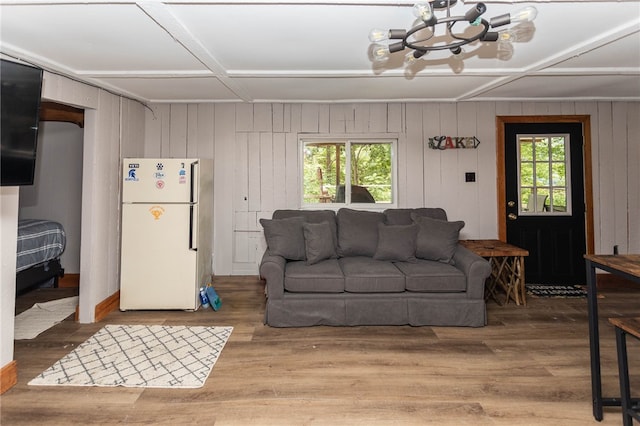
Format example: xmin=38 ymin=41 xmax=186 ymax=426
xmin=3 ymin=277 xmax=638 ymax=425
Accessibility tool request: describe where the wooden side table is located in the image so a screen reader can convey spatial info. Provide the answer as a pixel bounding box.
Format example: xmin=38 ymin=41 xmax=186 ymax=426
xmin=460 ymin=239 xmax=529 ymax=306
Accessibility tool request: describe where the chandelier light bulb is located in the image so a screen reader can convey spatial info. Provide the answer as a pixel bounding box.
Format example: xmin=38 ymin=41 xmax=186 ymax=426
xmin=369 ymin=28 xmax=389 ymax=42
xmin=510 ymin=6 xmax=538 ymax=24
xmin=371 ymin=43 xmax=391 ymax=62
xmin=412 ymin=2 xmax=433 ymax=21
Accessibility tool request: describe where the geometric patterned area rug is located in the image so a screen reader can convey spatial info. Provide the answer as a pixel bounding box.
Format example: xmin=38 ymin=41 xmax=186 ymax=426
xmin=29 ymin=324 xmax=233 ymax=388
xmin=526 ymin=284 xmax=587 ymax=298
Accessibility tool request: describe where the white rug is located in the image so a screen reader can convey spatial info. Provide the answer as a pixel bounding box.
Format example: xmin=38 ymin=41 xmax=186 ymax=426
xmin=29 ymin=324 xmax=233 ymax=388
xmin=14 ymin=296 xmax=78 ymax=340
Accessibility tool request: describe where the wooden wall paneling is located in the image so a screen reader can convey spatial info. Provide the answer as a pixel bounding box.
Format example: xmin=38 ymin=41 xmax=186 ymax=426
xmin=235 ymin=133 xmax=250 ymax=213
xmin=595 ymin=102 xmax=615 ymax=253
xmin=273 ymin=103 xmax=284 ymax=133
xmin=561 ymin=102 xmax=577 ymax=115
xmin=301 ymin=104 xmax=320 ymax=133
xmin=272 ymin=133 xmax=287 ymax=208
xmin=235 ymin=103 xmax=254 ymax=132
xmin=612 ymin=102 xmax=630 ymax=253
xmin=422 ymin=103 xmax=442 ymax=207
xmin=285 ymin=133 xmax=299 ymax=208
xmin=169 ymin=104 xmax=188 ymax=158
xmin=254 ymin=104 xmax=273 ymax=132
xmin=522 ymin=102 xmax=537 ymax=115
xmin=345 ymin=104 xmax=357 ymax=133
xmin=438 ymin=103 xmax=459 ymax=215
xmin=120 ymin=99 xmax=145 ymax=158
xmin=369 ymin=103 xmax=387 ymax=134
xmin=144 ymin=105 xmax=163 ymax=157
xmin=318 ymin=104 xmax=330 ymax=134
xmin=403 ymin=104 xmax=424 ymax=207
xmin=455 ymin=102 xmax=479 ymax=236
xmin=213 ymin=104 xmax=236 ymax=275
xmin=260 ymin=133 xmax=275 ymax=212
xmin=353 ymin=104 xmax=369 ymax=133
xmin=289 ymin=104 xmax=302 ymax=134
xmin=196 ymin=103 xmax=215 ymax=160
xmin=233 ymin=211 xmax=252 ymax=264
xmin=247 ymin=133 xmax=261 ymax=213
xmin=329 ymin=104 xmax=346 ymax=134
xmin=186 ymin=104 xmax=199 ymax=158
xmin=476 ymin=101 xmax=498 ymax=238
xmin=282 ymin=104 xmax=292 ymax=133
xmin=627 ymin=103 xmax=640 ymax=253
xmin=387 ymin=103 xmax=403 ymax=133
xmin=160 ymin=104 xmax=172 ymax=157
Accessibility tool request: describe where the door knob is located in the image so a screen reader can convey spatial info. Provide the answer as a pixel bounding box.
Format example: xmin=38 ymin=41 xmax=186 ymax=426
xmin=507 ymin=200 xmax=516 ymax=207
xmin=508 ymin=213 xmax=517 ymax=220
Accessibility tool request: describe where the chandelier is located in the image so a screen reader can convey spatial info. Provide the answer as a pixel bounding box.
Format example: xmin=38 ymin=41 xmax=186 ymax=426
xmin=369 ymin=0 xmax=537 ymax=66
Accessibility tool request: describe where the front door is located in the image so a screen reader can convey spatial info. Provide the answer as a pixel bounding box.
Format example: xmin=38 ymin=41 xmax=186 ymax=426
xmin=504 ymin=122 xmax=587 ymax=285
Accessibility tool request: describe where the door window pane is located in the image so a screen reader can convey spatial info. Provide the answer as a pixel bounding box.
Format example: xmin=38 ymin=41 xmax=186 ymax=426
xmin=518 ymin=134 xmax=571 ymax=216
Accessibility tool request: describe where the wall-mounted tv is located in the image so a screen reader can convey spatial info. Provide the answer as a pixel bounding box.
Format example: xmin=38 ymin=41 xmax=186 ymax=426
xmin=1 ymin=59 xmax=43 ymax=186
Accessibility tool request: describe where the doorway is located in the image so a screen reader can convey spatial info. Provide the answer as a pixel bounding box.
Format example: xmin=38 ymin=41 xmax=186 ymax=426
xmin=497 ymin=116 xmax=594 ymax=285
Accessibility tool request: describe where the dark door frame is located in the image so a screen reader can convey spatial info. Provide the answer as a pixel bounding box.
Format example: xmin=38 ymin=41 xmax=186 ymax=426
xmin=496 ymin=115 xmax=595 ymax=255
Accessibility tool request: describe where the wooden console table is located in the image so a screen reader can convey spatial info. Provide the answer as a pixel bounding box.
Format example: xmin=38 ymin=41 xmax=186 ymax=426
xmin=585 ymin=254 xmax=640 ymax=421
xmin=460 ymin=240 xmax=529 ymax=306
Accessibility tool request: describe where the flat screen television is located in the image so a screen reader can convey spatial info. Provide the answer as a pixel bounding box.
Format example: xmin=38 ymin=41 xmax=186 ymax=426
xmin=1 ymin=59 xmax=43 ymax=186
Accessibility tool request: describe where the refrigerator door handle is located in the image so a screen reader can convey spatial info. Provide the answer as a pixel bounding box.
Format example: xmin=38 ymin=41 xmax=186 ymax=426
xmin=189 ymin=205 xmax=198 ymax=251
xmin=190 ymin=161 xmax=198 ymax=204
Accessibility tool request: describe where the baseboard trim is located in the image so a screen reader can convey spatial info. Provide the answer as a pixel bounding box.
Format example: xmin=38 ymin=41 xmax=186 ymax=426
xmin=58 ymin=273 xmax=79 ymax=288
xmin=95 ymin=291 xmax=120 ymax=322
xmin=1 ymin=360 xmax=18 ymax=394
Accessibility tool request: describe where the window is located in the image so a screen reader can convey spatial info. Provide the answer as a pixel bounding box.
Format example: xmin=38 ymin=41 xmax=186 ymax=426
xmin=301 ymin=138 xmax=396 ymax=207
xmin=517 ymin=134 xmax=571 ymax=215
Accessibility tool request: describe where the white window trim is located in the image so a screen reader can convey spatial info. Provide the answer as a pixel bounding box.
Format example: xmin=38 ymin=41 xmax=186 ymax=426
xmin=299 ymin=134 xmax=398 ymax=210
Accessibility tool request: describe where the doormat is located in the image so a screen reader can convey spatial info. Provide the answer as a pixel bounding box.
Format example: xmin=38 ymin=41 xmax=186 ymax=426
xmin=526 ymin=284 xmax=587 ymax=298
xmin=29 ymin=324 xmax=232 ymax=388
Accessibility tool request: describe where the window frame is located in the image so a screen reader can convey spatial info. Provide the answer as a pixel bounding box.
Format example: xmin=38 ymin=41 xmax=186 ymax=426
xmin=516 ymin=133 xmax=573 ymax=217
xmin=299 ymin=135 xmax=398 ymax=209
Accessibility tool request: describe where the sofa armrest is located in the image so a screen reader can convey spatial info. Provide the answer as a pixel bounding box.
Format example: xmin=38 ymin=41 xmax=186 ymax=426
xmin=452 ymin=245 xmax=491 ymax=299
xmin=259 ymin=250 xmax=287 ymax=300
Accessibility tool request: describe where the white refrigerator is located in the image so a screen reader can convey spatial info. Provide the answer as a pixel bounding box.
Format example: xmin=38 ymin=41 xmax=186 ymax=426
xmin=120 ymin=158 xmax=213 ymax=310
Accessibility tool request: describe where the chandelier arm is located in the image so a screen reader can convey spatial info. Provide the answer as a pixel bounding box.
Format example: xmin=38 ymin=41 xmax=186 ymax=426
xmin=403 ymin=18 xmax=490 ymax=53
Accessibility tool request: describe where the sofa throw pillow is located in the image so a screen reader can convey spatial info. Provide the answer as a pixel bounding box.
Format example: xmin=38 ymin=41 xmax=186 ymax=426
xmin=337 ymin=208 xmax=385 ymax=257
xmin=412 ymin=215 xmax=465 ymax=263
xmin=260 ymin=216 xmax=306 ymax=261
xmin=373 ymin=223 xmax=418 ymax=263
xmin=303 ymin=221 xmax=338 ymax=265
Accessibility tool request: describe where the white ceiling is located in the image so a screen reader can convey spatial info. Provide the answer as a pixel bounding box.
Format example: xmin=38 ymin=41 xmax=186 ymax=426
xmin=1 ymin=0 xmax=639 ymax=104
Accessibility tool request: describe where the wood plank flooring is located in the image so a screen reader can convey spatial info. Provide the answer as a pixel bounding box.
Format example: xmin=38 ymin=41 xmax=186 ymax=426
xmin=2 ymin=277 xmax=639 ymax=425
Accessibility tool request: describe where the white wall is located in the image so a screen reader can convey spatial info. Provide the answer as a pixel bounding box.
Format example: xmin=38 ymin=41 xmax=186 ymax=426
xmin=1 ymin=188 xmax=19 ymax=368
xmin=19 ymin=122 xmax=83 ymax=273
xmin=144 ymin=101 xmax=640 ymax=275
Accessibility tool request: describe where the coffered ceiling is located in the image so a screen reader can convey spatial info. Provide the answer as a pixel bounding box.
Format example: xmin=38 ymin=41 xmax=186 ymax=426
xmin=1 ymin=0 xmax=638 ymax=103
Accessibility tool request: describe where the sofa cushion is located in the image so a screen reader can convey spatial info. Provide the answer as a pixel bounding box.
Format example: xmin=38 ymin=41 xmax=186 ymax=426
xmin=284 ymin=259 xmax=345 ymax=293
xmin=303 ymin=221 xmax=338 ymax=265
xmin=337 ymin=208 xmax=385 ymax=257
xmin=384 ymin=208 xmax=448 ymax=225
xmin=260 ymin=216 xmax=306 ymax=261
xmin=339 ymin=257 xmax=405 ymax=292
xmin=412 ymin=215 xmax=464 ymax=263
xmin=273 ymin=209 xmax=337 ymax=248
xmin=373 ymin=223 xmax=417 ymax=263
xmin=395 ymin=260 xmax=466 ymax=292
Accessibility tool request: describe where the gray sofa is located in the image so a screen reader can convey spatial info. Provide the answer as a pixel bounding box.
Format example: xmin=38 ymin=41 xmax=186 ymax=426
xmin=259 ymin=208 xmax=491 ymax=327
